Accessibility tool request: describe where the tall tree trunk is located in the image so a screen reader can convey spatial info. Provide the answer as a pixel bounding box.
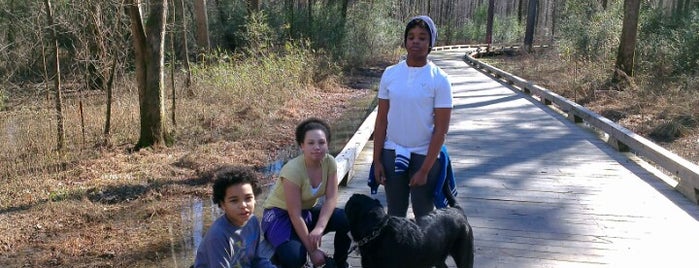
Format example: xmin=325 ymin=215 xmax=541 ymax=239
xmin=104 ymin=0 xmax=126 ymax=141
xmin=194 ymin=0 xmax=209 ymax=52
xmin=214 ymin=0 xmax=227 ymax=28
xmin=681 ymin=0 xmax=686 ymax=14
xmin=104 ymin=56 xmax=117 ymax=139
xmin=246 ymin=0 xmax=259 ymax=14
xmin=550 ymin=0 xmax=557 ymax=42
xmin=518 ymin=0 xmax=524 ymax=25
xmin=179 ymin=0 xmax=192 ymax=90
xmin=523 ymin=0 xmax=538 ymax=53
xmin=308 ymin=0 xmax=313 ymax=33
xmin=614 ymin=0 xmax=641 ymax=81
xmin=6 ymin=0 xmax=15 ymax=46
xmin=680 ymin=0 xmax=693 ymax=16
xmin=86 ymin=2 xmax=108 ymax=91
xmin=128 ymin=0 xmax=168 ymax=149
xmin=170 ymin=0 xmax=177 ymax=128
xmin=486 ymin=0 xmax=495 ymax=50
xmin=286 ymin=0 xmax=294 ymax=38
xmin=44 ymin=0 xmax=65 ymax=151
xmin=341 ymin=0 xmax=348 ymax=20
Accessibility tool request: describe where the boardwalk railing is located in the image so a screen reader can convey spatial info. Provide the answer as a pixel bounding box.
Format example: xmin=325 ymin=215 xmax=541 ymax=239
xmin=463 ymin=50 xmax=699 ymax=204
xmin=334 ymin=107 xmax=377 ymax=186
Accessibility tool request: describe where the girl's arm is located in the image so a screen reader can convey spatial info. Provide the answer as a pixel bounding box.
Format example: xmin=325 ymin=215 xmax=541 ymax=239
xmin=281 ymin=178 xmax=315 ymax=252
xmin=311 ymin=170 xmax=338 ymax=235
xmin=409 ymin=107 xmax=451 ymax=186
xmin=373 ymin=99 xmax=389 ymax=184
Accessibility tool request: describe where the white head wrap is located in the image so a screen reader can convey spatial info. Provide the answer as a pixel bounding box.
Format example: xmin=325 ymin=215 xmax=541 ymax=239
xmin=405 ymin=15 xmax=437 ymax=49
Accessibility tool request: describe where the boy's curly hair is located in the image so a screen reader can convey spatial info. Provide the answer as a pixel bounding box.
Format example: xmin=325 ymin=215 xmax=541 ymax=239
xmin=211 ymin=165 xmax=261 ymax=206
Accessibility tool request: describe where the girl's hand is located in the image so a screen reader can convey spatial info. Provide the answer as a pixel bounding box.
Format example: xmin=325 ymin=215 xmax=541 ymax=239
xmin=308 ymin=227 xmax=324 ymax=247
xmin=409 ymin=168 xmax=429 ymax=187
xmin=374 ymin=163 xmax=386 ymax=185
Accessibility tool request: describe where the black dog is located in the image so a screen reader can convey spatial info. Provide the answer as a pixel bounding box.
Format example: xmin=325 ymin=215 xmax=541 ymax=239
xmin=344 ymin=193 xmax=474 ymax=268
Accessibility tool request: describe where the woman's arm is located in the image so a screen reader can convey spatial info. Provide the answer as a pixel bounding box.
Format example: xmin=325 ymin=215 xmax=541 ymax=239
xmin=312 ymin=171 xmax=338 ymax=235
xmin=281 ymin=178 xmax=315 ymax=252
xmin=409 ymin=107 xmax=451 ymax=186
xmin=306 ymin=170 xmax=339 ymax=267
xmin=373 ymin=99 xmax=389 ymax=184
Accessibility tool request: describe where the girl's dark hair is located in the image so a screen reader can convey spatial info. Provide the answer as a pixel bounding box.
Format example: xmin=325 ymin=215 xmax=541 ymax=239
xmin=295 ymin=117 xmax=331 ymax=146
xmin=211 ymin=165 xmax=261 ymax=206
xmin=403 ymin=18 xmax=432 ymax=48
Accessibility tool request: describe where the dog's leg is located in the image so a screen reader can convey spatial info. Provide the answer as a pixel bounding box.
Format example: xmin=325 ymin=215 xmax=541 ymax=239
xmin=451 ymin=226 xmax=474 ymax=268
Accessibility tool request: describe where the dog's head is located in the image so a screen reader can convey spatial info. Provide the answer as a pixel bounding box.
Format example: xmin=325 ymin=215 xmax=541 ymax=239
xmin=344 ymin=194 xmax=386 ymax=238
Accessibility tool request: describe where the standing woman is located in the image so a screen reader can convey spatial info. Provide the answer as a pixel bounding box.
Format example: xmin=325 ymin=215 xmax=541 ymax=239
xmin=373 ymin=15 xmax=453 ymax=218
xmin=261 ymin=118 xmax=350 ymax=268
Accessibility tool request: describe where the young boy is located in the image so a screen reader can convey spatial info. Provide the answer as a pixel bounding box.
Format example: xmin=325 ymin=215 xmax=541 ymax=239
xmin=194 ymin=166 xmax=276 ymax=268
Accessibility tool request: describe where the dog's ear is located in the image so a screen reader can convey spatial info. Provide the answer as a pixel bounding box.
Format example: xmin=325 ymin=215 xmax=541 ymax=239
xmin=344 ymin=196 xmax=362 ymax=226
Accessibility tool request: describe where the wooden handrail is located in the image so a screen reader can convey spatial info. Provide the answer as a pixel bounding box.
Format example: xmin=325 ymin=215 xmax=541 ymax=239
xmin=463 ymin=52 xmax=699 ymax=204
xmin=334 ymin=106 xmax=377 ymax=186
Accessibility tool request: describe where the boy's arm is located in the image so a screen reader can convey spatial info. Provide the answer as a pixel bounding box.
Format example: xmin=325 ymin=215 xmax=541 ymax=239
xmin=253 ymin=224 xmax=277 ymax=268
xmin=252 ymin=247 xmax=276 ymax=268
xmin=195 ymin=226 xmax=235 ymax=268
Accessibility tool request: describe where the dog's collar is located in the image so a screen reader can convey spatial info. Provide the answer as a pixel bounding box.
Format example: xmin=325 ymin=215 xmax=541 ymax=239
xmin=355 ymin=216 xmax=389 ymax=247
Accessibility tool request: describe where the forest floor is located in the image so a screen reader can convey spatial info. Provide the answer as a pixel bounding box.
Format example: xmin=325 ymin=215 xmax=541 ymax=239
xmin=1 ymin=49 xmax=697 ymax=267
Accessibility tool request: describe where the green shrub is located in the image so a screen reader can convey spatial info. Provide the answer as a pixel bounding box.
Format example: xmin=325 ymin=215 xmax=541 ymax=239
xmin=458 ymin=7 xmax=522 ymax=45
xmin=557 ymin=0 xmax=622 ymax=61
xmin=461 ymin=5 xmax=487 ymax=43
xmin=637 ymin=8 xmax=699 ymax=78
xmin=674 ymin=11 xmax=699 ymax=75
xmin=183 ymin=41 xmax=329 ymax=141
xmin=237 ymin=11 xmax=278 ymax=56
xmin=342 ymin=1 xmax=402 ymax=65
xmin=189 ymin=39 xmax=321 ymax=112
xmin=493 ymin=15 xmax=524 ymax=44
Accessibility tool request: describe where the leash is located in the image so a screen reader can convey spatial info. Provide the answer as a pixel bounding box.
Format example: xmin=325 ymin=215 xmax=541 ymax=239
xmin=348 ymin=216 xmax=389 ymax=254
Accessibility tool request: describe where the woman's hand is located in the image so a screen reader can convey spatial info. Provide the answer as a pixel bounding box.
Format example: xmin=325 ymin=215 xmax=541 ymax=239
xmin=308 ymin=227 xmax=324 ymax=248
xmin=374 ymin=163 xmax=386 ymax=185
xmin=309 ymin=249 xmax=326 ymax=266
xmin=409 ymin=168 xmax=429 ymax=187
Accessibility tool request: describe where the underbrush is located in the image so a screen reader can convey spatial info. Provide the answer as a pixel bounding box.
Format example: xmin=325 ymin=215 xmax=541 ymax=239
xmin=0 ymin=42 xmax=345 ymax=210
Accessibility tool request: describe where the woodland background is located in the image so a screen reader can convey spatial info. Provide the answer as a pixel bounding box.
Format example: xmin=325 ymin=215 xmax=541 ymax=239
xmin=1 ymin=0 xmax=698 ymax=266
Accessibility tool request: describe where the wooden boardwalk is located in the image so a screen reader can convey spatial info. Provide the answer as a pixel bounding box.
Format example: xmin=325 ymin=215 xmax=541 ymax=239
xmin=322 ymin=49 xmax=699 ymax=267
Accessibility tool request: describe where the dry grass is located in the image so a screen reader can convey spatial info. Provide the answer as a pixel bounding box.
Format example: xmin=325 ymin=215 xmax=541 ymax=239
xmin=0 ymin=49 xmax=383 ymax=266
xmin=482 ymin=49 xmax=699 ymax=166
